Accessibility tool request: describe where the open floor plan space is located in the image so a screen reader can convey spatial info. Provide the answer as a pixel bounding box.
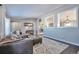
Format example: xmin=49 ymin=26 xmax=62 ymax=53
xmin=0 ymin=4 xmax=79 ymax=54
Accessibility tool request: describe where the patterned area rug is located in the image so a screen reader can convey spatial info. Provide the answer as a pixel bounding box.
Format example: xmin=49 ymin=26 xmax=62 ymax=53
xmin=33 ymin=37 xmax=69 ymax=54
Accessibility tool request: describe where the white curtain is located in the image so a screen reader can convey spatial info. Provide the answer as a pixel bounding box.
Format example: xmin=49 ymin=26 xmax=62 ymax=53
xmin=5 ymin=17 xmax=10 ymax=36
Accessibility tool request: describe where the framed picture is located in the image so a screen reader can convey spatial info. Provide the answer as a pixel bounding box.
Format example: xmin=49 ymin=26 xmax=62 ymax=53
xmin=46 ymin=15 xmax=54 ymax=27
xmin=58 ymin=7 xmax=78 ymax=27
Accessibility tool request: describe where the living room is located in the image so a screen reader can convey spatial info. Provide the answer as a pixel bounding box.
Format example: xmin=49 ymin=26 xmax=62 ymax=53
xmin=0 ymin=4 xmax=79 ymax=54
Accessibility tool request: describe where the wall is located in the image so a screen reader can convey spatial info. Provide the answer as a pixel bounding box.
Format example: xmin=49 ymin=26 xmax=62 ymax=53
xmin=44 ymin=27 xmax=79 ymax=46
xmin=43 ymin=5 xmax=79 ymax=46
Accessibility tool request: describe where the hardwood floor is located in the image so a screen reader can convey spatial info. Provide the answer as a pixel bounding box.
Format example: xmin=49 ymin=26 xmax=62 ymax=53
xmin=61 ymin=45 xmax=79 ymax=54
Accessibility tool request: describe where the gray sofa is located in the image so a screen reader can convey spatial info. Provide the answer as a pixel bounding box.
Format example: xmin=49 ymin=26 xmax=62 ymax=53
xmin=0 ymin=39 xmax=33 ymax=54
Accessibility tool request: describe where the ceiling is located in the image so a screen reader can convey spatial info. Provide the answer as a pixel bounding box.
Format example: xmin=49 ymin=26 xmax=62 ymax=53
xmin=5 ymin=4 xmax=64 ymax=19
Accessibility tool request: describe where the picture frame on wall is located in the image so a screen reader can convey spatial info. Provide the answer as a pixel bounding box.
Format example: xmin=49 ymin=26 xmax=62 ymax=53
xmin=46 ymin=15 xmax=54 ymax=27
xmin=57 ymin=7 xmax=78 ymax=28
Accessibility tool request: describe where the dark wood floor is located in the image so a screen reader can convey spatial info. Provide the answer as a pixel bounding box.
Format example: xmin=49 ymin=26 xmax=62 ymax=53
xmin=61 ymin=45 xmax=79 ymax=54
